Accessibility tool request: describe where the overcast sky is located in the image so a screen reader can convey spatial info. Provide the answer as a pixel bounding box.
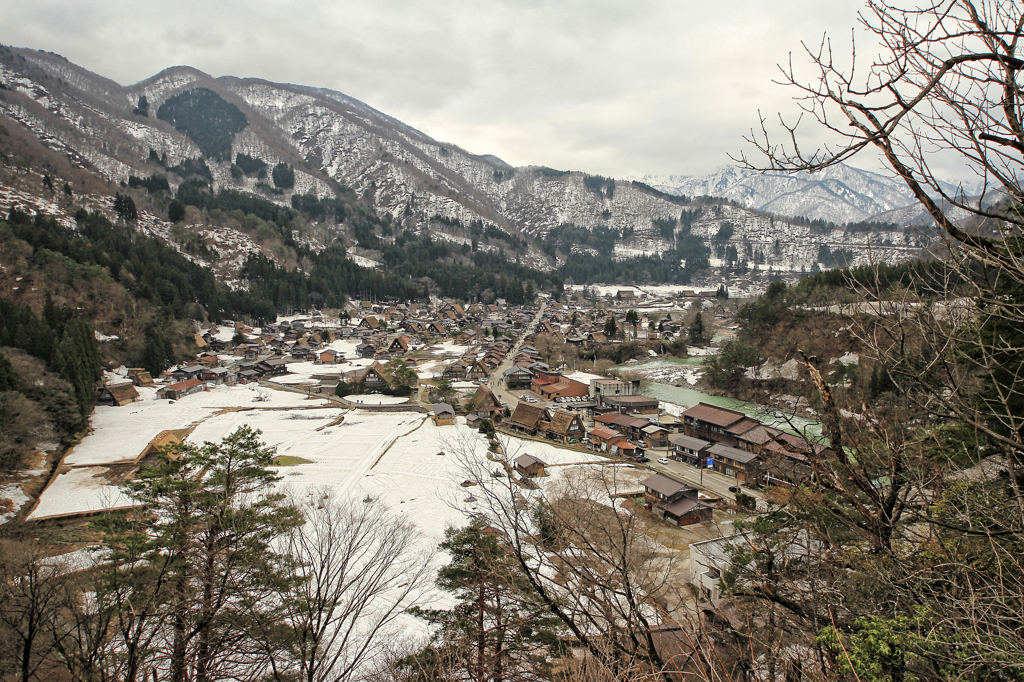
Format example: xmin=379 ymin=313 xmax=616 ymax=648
xmin=1 ymin=0 xmax=880 ymax=178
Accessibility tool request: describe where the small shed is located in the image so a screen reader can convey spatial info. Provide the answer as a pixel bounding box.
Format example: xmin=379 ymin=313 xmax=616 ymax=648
xmin=432 ymin=403 xmax=455 ymax=426
xmin=514 ymin=454 xmax=547 ymax=478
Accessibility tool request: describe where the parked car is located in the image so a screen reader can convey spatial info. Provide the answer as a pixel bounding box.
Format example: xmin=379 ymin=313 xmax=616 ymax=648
xmin=728 ymin=485 xmax=741 ymax=493
xmin=657 ymin=457 xmax=669 ymax=464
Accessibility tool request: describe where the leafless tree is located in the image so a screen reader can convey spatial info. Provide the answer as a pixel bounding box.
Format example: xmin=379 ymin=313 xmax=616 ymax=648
xmin=737 ymin=0 xmax=1024 ymax=462
xmin=0 ymin=540 xmax=72 ymax=682
xmin=260 ymin=488 xmax=434 ymax=682
xmin=729 ymin=2 xmax=1024 ymax=678
xmin=446 ymin=433 xmax=733 ymax=680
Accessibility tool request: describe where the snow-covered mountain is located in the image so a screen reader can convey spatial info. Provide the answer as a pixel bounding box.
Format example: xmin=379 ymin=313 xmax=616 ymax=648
xmin=633 ymin=165 xmax=978 ymax=224
xmin=0 ymin=46 xmax=929 ymax=279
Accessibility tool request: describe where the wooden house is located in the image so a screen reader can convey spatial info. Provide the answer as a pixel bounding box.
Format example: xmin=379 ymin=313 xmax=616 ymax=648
xmin=641 ymin=473 xmax=713 ymax=526
xmin=707 ymin=442 xmax=761 ymax=484
xmin=347 ymin=361 xmax=390 ymax=389
xmin=669 ymin=434 xmax=712 ymax=466
xmin=358 ymin=316 xmax=382 ymax=331
xmin=505 ymin=403 xmax=550 ymax=437
xmin=156 ymin=378 xmax=206 ymax=400
xmin=514 ymin=454 xmax=546 ymax=478
xmin=469 ymin=386 xmax=504 ymax=421
xmin=171 ymin=365 xmax=205 ymax=382
xmin=318 ymin=349 xmax=342 ymax=364
xmin=127 ymin=368 xmax=155 ymax=387
xmin=98 ymin=383 xmax=141 ymax=407
xmin=388 ymin=336 xmax=411 ymax=355
xmin=539 ymin=410 xmax=586 ymax=444
xmin=432 ymin=403 xmax=455 ymax=426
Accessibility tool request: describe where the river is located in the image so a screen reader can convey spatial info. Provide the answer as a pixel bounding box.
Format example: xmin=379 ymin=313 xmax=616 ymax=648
xmin=622 ymin=358 xmax=822 ymax=438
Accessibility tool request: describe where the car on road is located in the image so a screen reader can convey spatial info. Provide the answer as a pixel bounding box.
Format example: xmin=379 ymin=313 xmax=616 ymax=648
xmin=657 ymin=457 xmax=669 ymax=464
xmin=526 ymin=397 xmax=537 ymax=403
xmin=728 ymin=485 xmax=741 ymax=493
xmin=634 ymin=456 xmax=650 ymax=463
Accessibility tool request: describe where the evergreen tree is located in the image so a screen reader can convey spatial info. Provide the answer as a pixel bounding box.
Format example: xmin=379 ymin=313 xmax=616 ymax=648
xmin=168 ymin=199 xmax=186 ymax=223
xmin=133 ymin=95 xmax=149 ymax=117
xmin=688 ymin=311 xmax=707 ymax=346
xmin=408 ymin=522 xmax=564 ymax=680
xmin=272 ymin=163 xmax=295 ymax=189
xmin=102 ymin=426 xmax=300 ymax=682
xmin=139 ymin=324 xmax=175 ymax=377
xmin=603 ymin=314 xmax=618 ymax=338
xmin=113 ymin=193 xmax=138 ymax=223
xmin=0 ymin=352 xmax=18 ymax=392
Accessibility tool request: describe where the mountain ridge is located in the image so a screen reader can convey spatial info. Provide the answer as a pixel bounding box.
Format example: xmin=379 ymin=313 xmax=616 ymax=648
xmin=0 ymin=45 xmax=930 ymax=289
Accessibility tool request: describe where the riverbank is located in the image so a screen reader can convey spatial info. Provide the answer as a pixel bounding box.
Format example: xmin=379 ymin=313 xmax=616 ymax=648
xmin=621 ymin=358 xmax=822 ymax=439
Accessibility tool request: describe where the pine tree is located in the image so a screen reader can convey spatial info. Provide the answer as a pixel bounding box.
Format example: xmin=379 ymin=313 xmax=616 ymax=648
xmin=103 ymin=426 xmax=300 ymax=682
xmin=139 ymin=324 xmax=175 ymax=377
xmin=409 ymin=522 xmax=564 ymax=680
xmin=689 ymin=312 xmax=707 ymax=346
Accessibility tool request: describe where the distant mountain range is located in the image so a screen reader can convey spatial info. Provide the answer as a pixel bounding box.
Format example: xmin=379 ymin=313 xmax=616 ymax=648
xmin=0 ymin=45 xmax=938 ymax=287
xmin=630 ymin=165 xmax=981 ymax=225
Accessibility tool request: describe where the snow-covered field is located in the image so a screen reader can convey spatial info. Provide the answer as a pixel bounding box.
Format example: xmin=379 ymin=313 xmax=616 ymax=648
xmin=64 ymin=385 xmax=331 ymax=467
xmin=30 ymin=380 xmax=657 ymax=653
xmin=619 ymin=358 xmax=706 ymax=386
xmin=30 ymin=468 xmax=135 ymax=519
xmin=30 ymin=382 xmax=630 ymax=548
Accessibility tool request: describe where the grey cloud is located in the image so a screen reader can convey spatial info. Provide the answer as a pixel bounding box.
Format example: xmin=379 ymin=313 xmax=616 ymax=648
xmin=0 ymin=0 xmax=872 ymax=177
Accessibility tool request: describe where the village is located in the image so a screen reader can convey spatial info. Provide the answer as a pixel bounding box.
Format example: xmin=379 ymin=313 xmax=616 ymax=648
xmin=21 ymin=284 xmax=823 ymax=622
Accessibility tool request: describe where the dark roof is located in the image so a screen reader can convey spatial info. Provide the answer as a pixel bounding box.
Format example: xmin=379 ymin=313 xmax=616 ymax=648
xmin=708 ymin=442 xmax=759 ymax=464
xmin=734 ymin=424 xmax=781 ymax=445
xmin=725 ymin=417 xmax=761 ymax=436
xmin=641 ymin=473 xmax=693 ymax=498
xmin=669 ymin=434 xmax=711 ymax=451
xmin=682 ymin=402 xmax=747 ymax=428
xmin=658 ymin=496 xmax=708 ymax=518
xmin=433 ymin=403 xmax=454 ymax=415
xmin=515 ymin=454 xmax=545 ymax=468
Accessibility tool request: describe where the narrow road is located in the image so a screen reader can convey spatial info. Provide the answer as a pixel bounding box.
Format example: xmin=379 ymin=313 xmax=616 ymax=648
xmin=650 ymin=456 xmax=766 ymax=503
xmin=487 ymin=300 xmax=546 ymax=409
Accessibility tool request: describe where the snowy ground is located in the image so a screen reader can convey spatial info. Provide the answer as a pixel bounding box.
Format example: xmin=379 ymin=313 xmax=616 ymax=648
xmin=31 ymin=380 xmax=656 ymax=651
xmin=618 ymin=359 xmax=705 ymax=386
xmin=0 ymin=481 xmax=30 ymax=523
xmin=30 ymin=467 xmax=134 ymax=519
xmin=32 ymin=379 xmax=631 ymax=537
xmin=64 ymin=385 xmax=331 ymax=467
xmin=345 ymin=395 xmax=409 ymax=405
